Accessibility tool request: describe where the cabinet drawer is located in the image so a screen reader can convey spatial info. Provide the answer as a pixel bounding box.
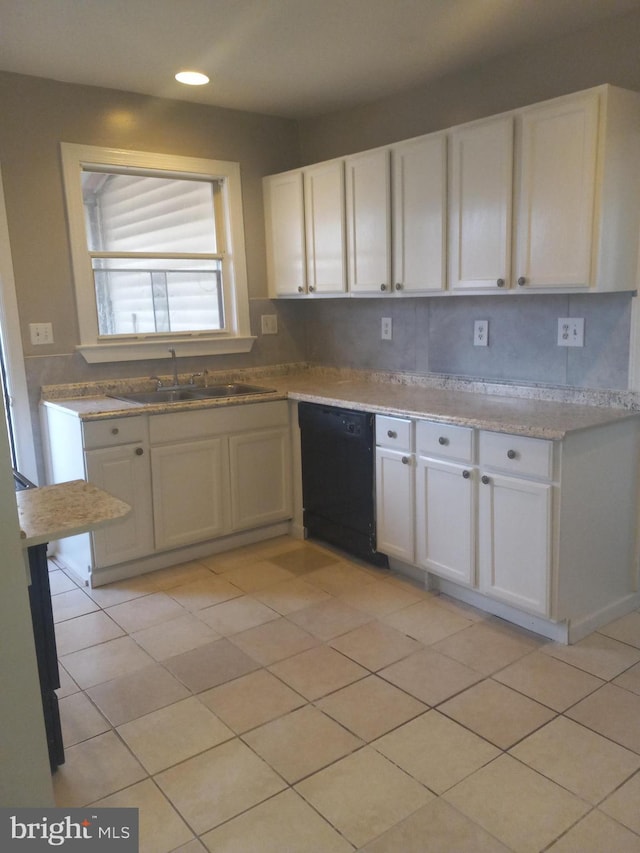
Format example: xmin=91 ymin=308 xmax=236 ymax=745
xmin=83 ymin=416 xmax=147 ymax=449
xmin=479 ymin=431 xmax=553 ymax=480
xmin=376 ymin=415 xmax=413 ymax=450
xmin=416 ymin=420 xmax=474 ymax=462
xmin=150 ymin=400 xmax=289 ymax=444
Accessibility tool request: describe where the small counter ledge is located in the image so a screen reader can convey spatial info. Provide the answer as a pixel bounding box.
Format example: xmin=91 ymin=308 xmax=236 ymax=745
xmin=17 ymin=479 xmax=131 ymax=547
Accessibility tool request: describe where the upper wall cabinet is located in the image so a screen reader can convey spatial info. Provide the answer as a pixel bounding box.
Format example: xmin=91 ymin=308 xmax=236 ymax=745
xmin=304 ymin=160 xmax=347 ymax=295
xmin=263 ymin=170 xmax=306 ymax=296
xmin=449 ymin=86 xmax=640 ymax=293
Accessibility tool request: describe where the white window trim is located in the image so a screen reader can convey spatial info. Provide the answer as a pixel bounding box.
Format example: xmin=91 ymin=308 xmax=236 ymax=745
xmin=61 ymin=143 xmax=255 ymax=363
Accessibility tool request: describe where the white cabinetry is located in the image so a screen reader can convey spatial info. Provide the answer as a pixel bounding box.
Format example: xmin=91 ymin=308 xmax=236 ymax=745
xmin=263 ymin=170 xmax=306 ymax=296
xmin=345 ymin=148 xmax=392 ymax=294
xmin=375 ymin=415 xmax=414 ymax=562
xmin=150 ymin=401 xmax=292 ymax=551
xmin=304 ymin=160 xmax=347 ymax=295
xmin=477 ymin=432 xmax=553 ymax=615
xmin=415 ymin=421 xmax=475 ymax=586
xmin=40 ymin=409 xmax=154 ymax=583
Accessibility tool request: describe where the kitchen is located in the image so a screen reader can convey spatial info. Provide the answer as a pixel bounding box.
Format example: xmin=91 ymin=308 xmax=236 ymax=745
xmin=3 ymin=1 xmax=640 ymax=848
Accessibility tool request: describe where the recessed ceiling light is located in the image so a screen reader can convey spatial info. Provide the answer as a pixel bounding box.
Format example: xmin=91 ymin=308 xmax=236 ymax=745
xmin=175 ymin=71 xmax=210 ymax=86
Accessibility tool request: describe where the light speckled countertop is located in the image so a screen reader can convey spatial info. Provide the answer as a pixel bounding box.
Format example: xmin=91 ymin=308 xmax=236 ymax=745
xmin=40 ymin=366 xmax=640 ymax=440
xmin=17 ymin=479 xmax=131 ymax=547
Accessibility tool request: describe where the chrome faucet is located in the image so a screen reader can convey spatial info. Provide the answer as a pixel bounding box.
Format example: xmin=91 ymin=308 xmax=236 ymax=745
xmin=168 ymin=347 xmax=180 ymax=387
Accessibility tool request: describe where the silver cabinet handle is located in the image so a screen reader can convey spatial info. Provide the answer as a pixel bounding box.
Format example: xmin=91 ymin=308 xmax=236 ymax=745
xmin=395 ymin=283 xmax=404 ymax=291
xmin=297 ymin=285 xmax=304 ymax=293
xmin=438 ymin=436 xmax=449 ymax=446
xmin=507 ymin=449 xmax=517 ymax=460
xmin=496 ymin=278 xmax=505 ymax=287
xmin=481 ymin=475 xmax=490 ymax=485
xmin=401 ymin=456 xmax=410 ymax=465
xmin=309 ymin=285 xmax=315 ymax=292
xmin=111 ymin=427 xmax=119 ymax=435
xmin=462 ymin=470 xmax=471 ymax=479
xmin=135 ymin=447 xmax=144 ymax=456
xmin=380 ymin=284 xmax=387 ymax=291
xmin=517 ymin=276 xmax=527 ymax=287
xmin=387 ymin=430 xmax=397 ymax=439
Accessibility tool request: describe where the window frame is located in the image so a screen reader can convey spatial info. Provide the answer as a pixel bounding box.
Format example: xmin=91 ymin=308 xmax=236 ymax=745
xmin=61 ymin=143 xmax=254 ymax=363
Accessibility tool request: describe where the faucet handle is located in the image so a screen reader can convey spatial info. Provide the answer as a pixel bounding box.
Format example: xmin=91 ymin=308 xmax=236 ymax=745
xmin=150 ymin=375 xmax=164 ymax=389
xmin=189 ymin=373 xmax=203 ymax=386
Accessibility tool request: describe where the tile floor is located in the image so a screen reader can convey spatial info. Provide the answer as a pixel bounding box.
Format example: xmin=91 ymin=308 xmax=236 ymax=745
xmin=48 ymin=536 xmax=640 ymax=852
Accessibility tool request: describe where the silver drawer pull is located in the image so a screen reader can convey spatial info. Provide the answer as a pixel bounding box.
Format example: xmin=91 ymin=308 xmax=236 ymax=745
xmin=462 ymin=470 xmax=470 ymax=479
xmin=481 ymin=475 xmax=490 ymax=485
xmin=507 ymin=449 xmax=517 ymax=460
xmin=387 ymin=430 xmax=397 ymax=439
xmin=135 ymin=447 xmax=144 ymax=456
xmin=111 ymin=427 xmax=119 ymax=435
xmin=438 ymin=436 xmax=449 ymax=446
xmin=401 ymin=456 xmax=410 ymax=465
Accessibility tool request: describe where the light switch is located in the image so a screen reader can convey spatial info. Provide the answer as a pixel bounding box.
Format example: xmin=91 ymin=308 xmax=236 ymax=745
xmin=29 ymin=323 xmax=54 ymax=345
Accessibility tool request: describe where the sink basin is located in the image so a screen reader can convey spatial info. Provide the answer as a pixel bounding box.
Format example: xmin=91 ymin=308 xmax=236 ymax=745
xmin=108 ymin=383 xmax=275 ymax=405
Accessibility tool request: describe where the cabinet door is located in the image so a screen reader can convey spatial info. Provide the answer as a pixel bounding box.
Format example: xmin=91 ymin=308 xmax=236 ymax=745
xmin=416 ymin=456 xmax=474 ymax=586
xmin=346 ymin=148 xmax=392 ymax=294
xmin=304 ymin=160 xmax=347 ymax=295
xmin=514 ymin=92 xmax=599 ymax=290
xmin=393 ymin=134 xmax=446 ymax=293
xmin=375 ymin=447 xmax=414 ymax=562
xmin=449 ymin=116 xmax=514 ymax=291
xmin=229 ymin=427 xmax=292 ymax=531
xmin=263 ymin=171 xmax=306 ymax=296
xmin=85 ymin=443 xmax=154 ymax=567
xmin=152 ymin=438 xmax=228 ymax=550
xmin=478 ymin=471 xmax=552 ymax=615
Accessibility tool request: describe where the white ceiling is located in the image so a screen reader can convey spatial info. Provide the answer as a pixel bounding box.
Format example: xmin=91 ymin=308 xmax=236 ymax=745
xmin=1 ymin=0 xmax=640 ymax=118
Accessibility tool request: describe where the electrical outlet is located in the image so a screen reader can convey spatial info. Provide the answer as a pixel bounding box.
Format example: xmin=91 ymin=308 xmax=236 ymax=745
xmin=261 ymin=314 xmax=278 ymax=335
xmin=29 ymin=322 xmax=54 ymax=345
xmin=557 ymin=317 xmax=584 ymax=347
xmin=381 ymin=317 xmax=392 ymax=340
xmin=474 ymin=320 xmax=489 ymax=347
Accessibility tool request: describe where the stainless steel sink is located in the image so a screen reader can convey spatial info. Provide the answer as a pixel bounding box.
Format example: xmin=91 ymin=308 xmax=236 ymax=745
xmin=108 ymin=383 xmax=275 ymax=405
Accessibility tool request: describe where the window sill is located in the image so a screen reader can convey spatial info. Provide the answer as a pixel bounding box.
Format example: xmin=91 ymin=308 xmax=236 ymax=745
xmin=77 ymin=335 xmax=257 ymax=363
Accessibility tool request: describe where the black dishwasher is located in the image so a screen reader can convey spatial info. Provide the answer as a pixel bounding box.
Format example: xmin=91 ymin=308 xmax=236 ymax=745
xmin=298 ymin=402 xmax=387 ymax=566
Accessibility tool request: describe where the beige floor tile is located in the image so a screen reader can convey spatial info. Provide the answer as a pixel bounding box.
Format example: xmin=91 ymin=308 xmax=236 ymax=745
xmin=220 ymin=560 xmax=294 ymax=592
xmin=198 ymin=669 xmax=305 ymax=733
xmin=228 ymin=617 xmax=319 ymax=665
xmin=59 ymin=691 xmax=110 ymax=746
xmin=329 ymin=620 xmax=422 ymax=671
xmin=242 ymin=705 xmax=362 ymax=783
xmin=494 ymin=650 xmax=604 ymax=711
xmin=106 ymin=592 xmax=187 ymax=633
xmin=201 ymin=788 xmax=353 ymax=853
xmin=541 ymin=632 xmax=640 ymax=680
xmin=382 ymin=600 xmax=472 ymax=645
xmin=166 ymin=575 xmax=242 ymax=611
xmin=197 ymin=595 xmax=279 ymax=635
xmin=131 ymin=613 xmax=219 ymax=660
xmin=54 ymin=610 xmax=125 ymax=656
xmin=439 ymin=679 xmax=556 ymax=749
xmin=510 ymin=716 xmax=640 ymax=803
xmin=86 ymin=575 xmax=159 ymax=607
xmin=547 ymin=808 xmax=640 ymax=853
xmin=164 ymin=638 xmax=260 ymax=693
xmin=117 ymin=696 xmax=234 ymax=773
xmin=287 ymin=598 xmax=372 ymax=640
xmin=204 ymin=536 xmax=303 ymax=573
xmin=615 ymin=661 xmax=640 ymax=695
xmin=49 ymin=570 xmax=78 ymax=595
xmin=600 ymin=771 xmax=640 ymax=834
xmin=53 ymin=731 xmax=146 ymax=807
xmin=338 ymin=578 xmax=424 ymax=615
xmin=252 ymin=577 xmax=331 ymax=615
xmin=52 ymin=587 xmax=100 ymax=623
xmin=172 ymin=842 xmax=207 ymax=853
xmin=266 ymin=544 xmax=342 ymax=576
xmin=378 ymin=647 xmax=482 ymax=706
xmin=373 ymin=710 xmax=500 ymax=794
xmin=433 ymin=592 xmax=490 ymax=623
xmin=60 ymin=636 xmax=155 ymax=689
xmin=93 ymin=779 xmax=194 ymax=853
xmin=269 ymin=645 xmax=367 ymax=700
xmin=360 ymin=798 xmax=512 ymax=853
xmin=317 ymin=675 xmax=427 ymax=741
xmin=86 ymin=663 xmax=190 ymax=726
xmin=155 ymin=739 xmax=286 ymax=835
xmin=56 ymin=663 xmax=80 ymax=699
xmin=567 ymin=683 xmax=640 ymax=753
xmin=432 ymin=618 xmax=545 ymax=675
xmin=443 ymin=754 xmax=589 ymax=853
xmin=295 ymin=746 xmax=433 ymax=848
xmin=304 ymin=562 xmax=378 ymax=595
xmin=143 ymin=560 xmax=214 ymax=590
xmin=598 ymin=611 xmax=640 ymax=649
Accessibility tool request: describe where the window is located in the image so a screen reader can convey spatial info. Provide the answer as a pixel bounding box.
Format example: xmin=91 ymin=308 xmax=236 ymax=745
xmin=61 ymin=144 xmax=253 ymax=362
